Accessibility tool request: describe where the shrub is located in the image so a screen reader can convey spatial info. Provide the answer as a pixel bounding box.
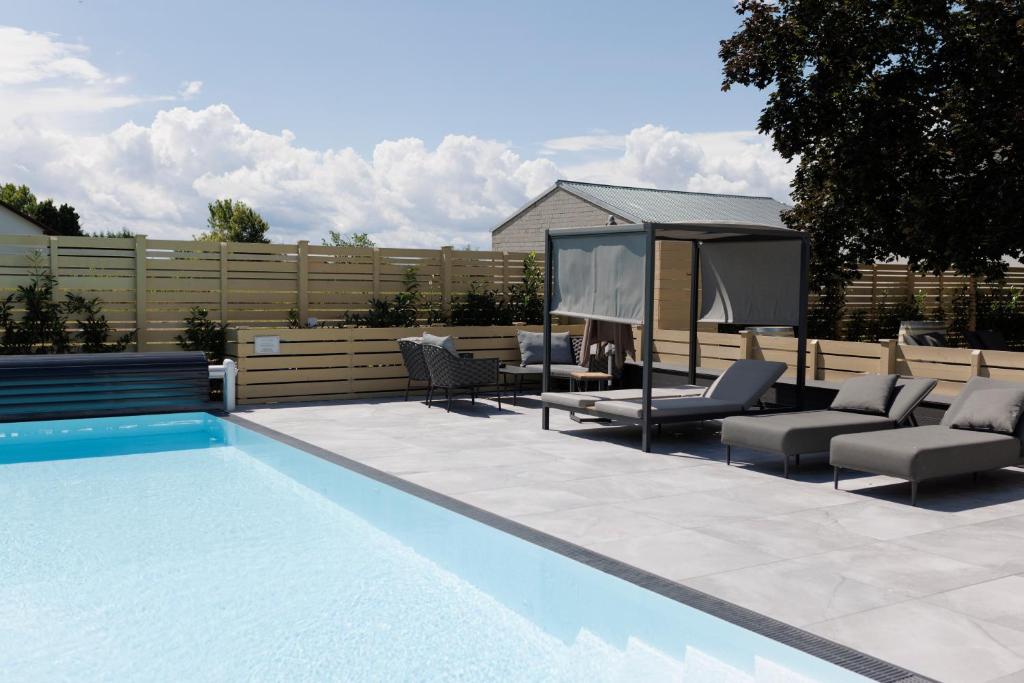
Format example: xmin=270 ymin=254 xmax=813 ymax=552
xmin=0 ymin=261 xmax=134 ymax=354
xmin=506 ymin=251 xmax=543 ymax=324
xmin=175 ymin=307 xmax=227 ymax=362
xmin=344 ymin=267 xmax=422 ymax=328
xmin=448 ymin=283 xmax=512 ymax=326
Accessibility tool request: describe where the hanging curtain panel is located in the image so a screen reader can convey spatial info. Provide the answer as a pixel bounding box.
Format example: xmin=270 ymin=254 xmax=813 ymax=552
xmin=699 ymin=239 xmax=803 ymax=325
xmin=549 ymin=230 xmax=648 ymax=324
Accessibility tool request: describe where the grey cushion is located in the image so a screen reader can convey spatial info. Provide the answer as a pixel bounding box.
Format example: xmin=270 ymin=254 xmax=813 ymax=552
xmin=942 ymin=377 xmax=1024 ymax=441
xmin=830 ymin=374 xmax=898 ymax=416
xmin=722 ymin=410 xmax=893 ymax=456
xmin=705 ymin=360 xmax=787 ymax=409
xmin=591 ymin=397 xmax=742 ymax=420
xmin=948 ymin=388 xmax=1024 ymax=435
xmin=887 ymin=378 xmax=937 ymax=423
xmin=421 ymin=333 xmax=457 ymax=355
xmin=518 ymin=330 xmax=574 ymax=366
xmin=831 ymin=425 xmax=1021 ymax=481
xmin=542 ymin=387 xmax=703 ymax=410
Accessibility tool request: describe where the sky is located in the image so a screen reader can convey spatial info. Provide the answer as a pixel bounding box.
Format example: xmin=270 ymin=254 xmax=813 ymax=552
xmin=0 ymin=0 xmax=792 ymax=247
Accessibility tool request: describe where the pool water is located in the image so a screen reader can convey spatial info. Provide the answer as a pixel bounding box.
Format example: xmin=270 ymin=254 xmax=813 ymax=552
xmin=0 ymin=413 xmax=867 ymax=682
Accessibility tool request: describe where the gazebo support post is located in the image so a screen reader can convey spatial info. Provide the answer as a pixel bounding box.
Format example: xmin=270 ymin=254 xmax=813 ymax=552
xmin=795 ymin=236 xmax=810 ymax=409
xmin=641 ymin=223 xmax=657 ymax=453
xmin=542 ymin=230 xmax=553 ymax=430
xmin=688 ymin=241 xmax=700 ymax=386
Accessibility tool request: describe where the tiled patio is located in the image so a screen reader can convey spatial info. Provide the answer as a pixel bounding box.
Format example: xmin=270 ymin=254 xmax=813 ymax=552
xmin=237 ymin=396 xmax=1024 ymax=683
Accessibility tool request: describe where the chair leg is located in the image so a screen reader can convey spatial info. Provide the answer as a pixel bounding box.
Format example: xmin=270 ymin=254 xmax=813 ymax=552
xmin=404 ymin=378 xmax=411 ymax=402
xmin=833 ymin=466 xmax=841 ymax=490
xmin=725 ymin=445 xmax=731 ymax=466
xmin=783 ymin=455 xmax=790 ymax=479
xmin=446 ymin=389 xmax=452 ymax=413
xmin=911 ymin=480 xmax=919 ymax=506
xmin=471 ymin=387 xmax=476 ymax=405
xmin=426 ymin=385 xmax=433 ymax=407
xmin=794 ymin=453 xmax=801 ymax=470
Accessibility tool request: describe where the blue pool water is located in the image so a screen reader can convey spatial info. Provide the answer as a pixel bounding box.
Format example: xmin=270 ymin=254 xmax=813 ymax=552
xmin=0 ymin=413 xmax=868 ymax=682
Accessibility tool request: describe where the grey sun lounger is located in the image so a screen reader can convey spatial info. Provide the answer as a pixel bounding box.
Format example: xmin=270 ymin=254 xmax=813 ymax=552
xmin=720 ymin=377 xmax=937 ymax=477
xmin=543 ymin=360 xmax=787 ymax=447
xmin=540 ymin=386 xmax=705 ymax=411
xmin=831 ymin=377 xmax=1024 ymax=505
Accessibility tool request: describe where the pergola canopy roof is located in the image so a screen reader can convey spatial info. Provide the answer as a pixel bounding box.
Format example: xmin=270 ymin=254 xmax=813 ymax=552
xmin=547 ymin=221 xmax=807 ymax=326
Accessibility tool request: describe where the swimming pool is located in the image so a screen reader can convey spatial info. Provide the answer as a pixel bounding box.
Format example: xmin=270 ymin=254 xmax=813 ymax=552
xmin=0 ymin=412 xmax=886 ymax=681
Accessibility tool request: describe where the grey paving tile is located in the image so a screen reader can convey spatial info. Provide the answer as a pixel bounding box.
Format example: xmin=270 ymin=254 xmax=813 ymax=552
xmin=513 ymin=504 xmax=684 ymax=546
xmin=810 ymin=600 xmax=1024 ymax=683
xmin=684 ymin=559 xmax=914 ymax=626
xmin=458 ymin=484 xmax=596 ymax=517
xmin=925 ymin=576 xmax=1024 ymax=632
xmin=895 ymin=515 xmax=1024 ymax=574
xmin=698 ymin=512 xmax=876 ymax=559
xmin=586 ymin=529 xmax=780 ymax=581
xmin=785 ymin=499 xmax=964 ymax=541
xmin=619 ymin=489 xmax=792 ymax=529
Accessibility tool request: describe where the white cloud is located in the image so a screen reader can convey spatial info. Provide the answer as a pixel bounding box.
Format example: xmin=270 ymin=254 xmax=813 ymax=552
xmin=179 ymin=80 xmax=203 ymax=99
xmin=0 ymin=27 xmax=793 ymax=248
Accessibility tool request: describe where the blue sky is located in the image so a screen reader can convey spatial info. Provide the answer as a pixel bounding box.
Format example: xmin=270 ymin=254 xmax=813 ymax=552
xmin=0 ymin=1 xmax=790 ymax=246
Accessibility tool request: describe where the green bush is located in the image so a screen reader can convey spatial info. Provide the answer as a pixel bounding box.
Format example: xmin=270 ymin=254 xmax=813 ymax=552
xmin=344 ymin=267 xmax=423 ymax=328
xmin=175 ymin=307 xmax=227 ymax=362
xmin=447 ymin=283 xmax=512 ymax=326
xmin=0 ymin=262 xmax=134 ymax=354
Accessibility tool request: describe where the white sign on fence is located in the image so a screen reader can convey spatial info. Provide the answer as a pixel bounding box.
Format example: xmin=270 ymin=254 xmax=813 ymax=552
xmin=253 ymin=336 xmax=281 ymax=355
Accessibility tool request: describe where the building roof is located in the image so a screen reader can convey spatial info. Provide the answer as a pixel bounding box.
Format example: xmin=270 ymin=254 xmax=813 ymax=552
xmin=492 ymin=180 xmax=790 ymax=234
xmin=0 ymin=200 xmax=58 ymax=235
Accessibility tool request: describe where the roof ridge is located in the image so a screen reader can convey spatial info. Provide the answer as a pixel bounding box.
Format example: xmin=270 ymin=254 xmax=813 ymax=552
xmin=557 ymin=179 xmax=776 ymax=201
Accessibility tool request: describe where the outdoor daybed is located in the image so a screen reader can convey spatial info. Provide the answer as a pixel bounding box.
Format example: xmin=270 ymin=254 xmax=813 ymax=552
xmin=721 ymin=375 xmax=937 ymax=477
xmin=831 ymin=376 xmax=1024 ymax=505
xmin=542 ymin=359 xmax=786 ymax=444
xmin=539 ymin=220 xmax=810 ymax=451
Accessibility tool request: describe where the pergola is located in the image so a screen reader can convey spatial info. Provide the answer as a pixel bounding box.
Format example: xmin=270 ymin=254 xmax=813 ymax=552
xmin=541 ymin=220 xmax=810 ymax=451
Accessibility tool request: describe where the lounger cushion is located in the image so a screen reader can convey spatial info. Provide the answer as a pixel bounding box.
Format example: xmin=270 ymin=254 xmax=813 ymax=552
xmin=706 ymin=360 xmax=787 ymax=409
xmin=722 ymin=411 xmax=893 ymax=456
xmin=421 ymin=333 xmax=457 ymax=356
xmin=948 ymin=388 xmax=1024 ymax=435
xmin=829 ymin=374 xmax=898 ymax=416
xmin=830 ymin=425 xmax=1021 ymax=481
xmin=591 ymin=397 xmax=742 ymax=420
xmin=541 ymin=387 xmax=703 ymax=410
xmin=887 ymin=378 xmax=937 ymax=423
xmin=517 ymin=330 xmax=574 ymax=366
xmin=942 ymin=377 xmax=1024 ymax=441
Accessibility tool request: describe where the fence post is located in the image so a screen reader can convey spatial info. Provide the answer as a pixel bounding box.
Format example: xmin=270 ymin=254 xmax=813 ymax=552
xmin=809 ymin=339 xmax=821 ymax=381
xmin=870 ymin=264 xmax=878 ymax=317
xmin=440 ymin=245 xmax=453 ymax=316
xmin=969 ymin=276 xmax=978 ymax=331
xmin=501 ymin=251 xmax=509 ymax=292
xmin=48 ymin=236 xmax=59 ymax=301
xmin=219 ymin=242 xmax=229 ymax=325
xmin=879 ymin=338 xmax=897 ymax=375
xmin=738 ymin=329 xmax=754 ymax=360
xmin=297 ymin=240 xmax=309 ymax=324
xmin=371 ymin=247 xmax=381 ymax=300
xmin=970 ymin=349 xmax=983 ymax=377
xmin=134 ymin=234 xmax=147 ymax=351
xmin=905 ymin=264 xmax=915 ymax=300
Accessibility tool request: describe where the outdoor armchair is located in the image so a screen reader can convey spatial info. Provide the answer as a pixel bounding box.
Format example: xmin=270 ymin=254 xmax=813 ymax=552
xmin=422 ymin=343 xmax=502 ymax=412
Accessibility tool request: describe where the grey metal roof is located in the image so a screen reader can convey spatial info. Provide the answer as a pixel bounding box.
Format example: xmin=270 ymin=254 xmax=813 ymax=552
xmin=557 ymin=180 xmax=789 ymax=227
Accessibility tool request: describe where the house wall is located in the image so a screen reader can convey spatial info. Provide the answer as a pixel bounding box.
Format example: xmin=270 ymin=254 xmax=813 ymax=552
xmin=0 ymin=206 xmax=46 ymax=235
xmin=491 ymin=188 xmax=626 ymax=253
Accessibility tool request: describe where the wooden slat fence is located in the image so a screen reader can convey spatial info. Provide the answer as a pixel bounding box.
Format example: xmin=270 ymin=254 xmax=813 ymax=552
xmin=0 ymin=235 xmax=537 ymax=351
xmin=645 ymin=329 xmax=1024 ymax=399
xmin=229 ymin=324 xmax=582 ymax=404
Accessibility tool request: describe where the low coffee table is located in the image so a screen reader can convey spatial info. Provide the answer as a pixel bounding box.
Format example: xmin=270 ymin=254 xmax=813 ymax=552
xmin=499 ymin=365 xmax=541 ymax=405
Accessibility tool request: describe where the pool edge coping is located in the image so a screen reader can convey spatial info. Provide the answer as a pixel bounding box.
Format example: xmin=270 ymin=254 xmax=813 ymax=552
xmin=219 ymin=411 xmax=933 ymax=683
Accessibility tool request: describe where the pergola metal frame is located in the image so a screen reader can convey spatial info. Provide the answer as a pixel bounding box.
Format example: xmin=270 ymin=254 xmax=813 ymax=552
xmin=541 ymin=220 xmax=810 ymax=452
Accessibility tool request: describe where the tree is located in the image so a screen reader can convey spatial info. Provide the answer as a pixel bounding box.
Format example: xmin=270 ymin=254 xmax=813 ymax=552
xmin=323 ymin=230 xmax=375 ymax=248
xmin=0 ymin=183 xmax=83 ymax=236
xmin=197 ymin=199 xmax=270 ymax=243
xmin=720 ymin=1 xmax=1024 ymax=318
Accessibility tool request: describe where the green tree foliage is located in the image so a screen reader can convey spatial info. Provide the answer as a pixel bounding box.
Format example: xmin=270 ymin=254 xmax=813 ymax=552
xmin=344 ymin=268 xmax=423 ymax=327
xmin=196 ymin=199 xmax=270 ymax=243
xmin=0 ymin=182 xmax=84 ymax=236
xmin=720 ymin=1 xmax=1024 ymax=317
xmin=506 ymin=251 xmax=543 ymax=325
xmin=323 ymin=230 xmax=375 ymax=248
xmin=91 ymin=228 xmax=136 ymax=238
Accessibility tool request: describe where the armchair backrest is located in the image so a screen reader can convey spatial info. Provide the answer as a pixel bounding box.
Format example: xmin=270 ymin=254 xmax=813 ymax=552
xmin=422 ymin=343 xmax=457 ymax=385
xmin=397 ymin=339 xmax=430 ymax=382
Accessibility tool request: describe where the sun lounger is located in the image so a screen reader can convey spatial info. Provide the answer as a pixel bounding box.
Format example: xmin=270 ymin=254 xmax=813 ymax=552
xmin=831 ymin=377 xmax=1024 ymax=504
xmin=543 ymin=360 xmax=786 ymax=448
xmin=721 ymin=377 xmax=936 ymax=477
xmin=539 ymin=386 xmax=704 ymax=411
